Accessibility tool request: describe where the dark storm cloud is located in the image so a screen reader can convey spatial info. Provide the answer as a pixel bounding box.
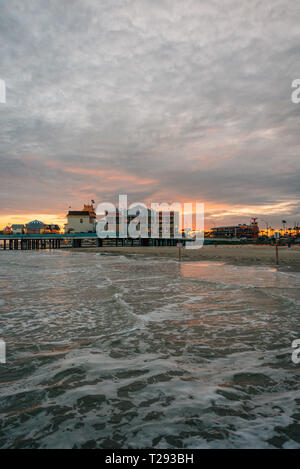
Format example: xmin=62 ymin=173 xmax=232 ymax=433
xmin=0 ymin=0 xmax=300 ymax=226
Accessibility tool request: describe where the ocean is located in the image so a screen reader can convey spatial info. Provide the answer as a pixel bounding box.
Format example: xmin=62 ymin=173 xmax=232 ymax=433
xmin=0 ymin=250 xmax=299 ymax=448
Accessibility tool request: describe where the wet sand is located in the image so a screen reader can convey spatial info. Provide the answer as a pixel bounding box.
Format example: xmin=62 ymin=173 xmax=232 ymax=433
xmin=2 ymin=250 xmax=300 ymax=448
xmin=72 ymin=244 xmax=300 ymax=269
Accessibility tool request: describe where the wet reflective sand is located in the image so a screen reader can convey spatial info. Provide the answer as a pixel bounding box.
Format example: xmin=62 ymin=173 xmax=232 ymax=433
xmin=0 ymin=251 xmax=299 ymax=448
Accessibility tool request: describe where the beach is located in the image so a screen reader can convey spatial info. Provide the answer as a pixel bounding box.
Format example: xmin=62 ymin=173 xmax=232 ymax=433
xmin=1 ymin=250 xmax=299 ymax=448
xmin=72 ymin=244 xmax=300 ymax=269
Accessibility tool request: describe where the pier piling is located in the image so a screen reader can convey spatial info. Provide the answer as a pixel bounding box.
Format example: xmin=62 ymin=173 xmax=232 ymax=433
xmin=1 ymin=234 xmax=187 ymax=251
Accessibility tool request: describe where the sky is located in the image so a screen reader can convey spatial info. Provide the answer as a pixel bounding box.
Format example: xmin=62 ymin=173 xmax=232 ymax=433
xmin=0 ymin=0 xmax=300 ymax=230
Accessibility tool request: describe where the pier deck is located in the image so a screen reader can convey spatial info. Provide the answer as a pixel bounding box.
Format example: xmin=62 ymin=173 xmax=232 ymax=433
xmin=0 ymin=233 xmax=188 ymax=250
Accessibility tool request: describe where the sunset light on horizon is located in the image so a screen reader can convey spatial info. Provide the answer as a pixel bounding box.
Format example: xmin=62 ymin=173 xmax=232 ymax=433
xmin=1 ymin=2 xmax=300 ymax=233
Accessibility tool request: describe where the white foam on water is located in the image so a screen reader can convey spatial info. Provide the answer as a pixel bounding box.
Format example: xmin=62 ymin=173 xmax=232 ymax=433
xmin=0 ymin=252 xmax=299 ymax=448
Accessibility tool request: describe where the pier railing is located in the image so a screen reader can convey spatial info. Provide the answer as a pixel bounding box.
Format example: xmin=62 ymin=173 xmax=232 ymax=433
xmin=0 ymin=233 xmax=188 ymax=250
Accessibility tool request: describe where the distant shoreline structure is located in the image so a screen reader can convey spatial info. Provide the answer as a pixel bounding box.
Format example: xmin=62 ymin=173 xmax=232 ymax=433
xmin=1 ymin=201 xmax=299 ymax=240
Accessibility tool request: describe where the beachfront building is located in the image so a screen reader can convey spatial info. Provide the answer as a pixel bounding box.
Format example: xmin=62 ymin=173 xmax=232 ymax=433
xmin=44 ymin=224 xmax=61 ymax=234
xmin=104 ymin=206 xmax=180 ymax=238
xmin=3 ymin=226 xmax=12 ymax=235
xmin=11 ymin=224 xmax=25 ymax=234
xmin=156 ymin=210 xmax=179 ymax=238
xmin=64 ymin=200 xmax=185 ymax=239
xmin=65 ymin=204 xmax=96 ymax=233
xmin=211 ymin=219 xmax=259 ymax=239
xmin=66 ymin=202 xmax=180 ymax=238
xmin=26 ymin=220 xmax=45 ymax=234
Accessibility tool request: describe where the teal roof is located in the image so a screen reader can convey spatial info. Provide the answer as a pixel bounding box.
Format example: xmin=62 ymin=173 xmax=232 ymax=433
xmin=26 ymin=220 xmax=44 ymax=228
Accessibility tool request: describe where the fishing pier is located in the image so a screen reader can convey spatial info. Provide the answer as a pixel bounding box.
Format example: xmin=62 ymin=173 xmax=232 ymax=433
xmin=0 ymin=233 xmax=188 ymax=250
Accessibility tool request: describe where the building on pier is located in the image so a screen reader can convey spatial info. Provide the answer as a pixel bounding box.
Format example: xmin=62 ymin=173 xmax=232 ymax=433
xmin=44 ymin=224 xmax=61 ymax=234
xmin=26 ymin=220 xmax=45 ymax=235
xmin=64 ymin=202 xmax=183 ymax=238
xmin=101 ymin=205 xmax=180 ymax=239
xmin=65 ymin=204 xmax=96 ymax=234
xmin=3 ymin=226 xmax=12 ymax=235
xmin=11 ymin=224 xmax=25 ymax=234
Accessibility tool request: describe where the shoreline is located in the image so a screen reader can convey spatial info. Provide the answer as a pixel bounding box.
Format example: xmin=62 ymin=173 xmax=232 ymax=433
xmin=69 ymin=245 xmax=300 ymax=271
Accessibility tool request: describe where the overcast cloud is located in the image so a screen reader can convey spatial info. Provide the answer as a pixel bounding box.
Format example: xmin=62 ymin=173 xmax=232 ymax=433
xmin=0 ymin=0 xmax=300 ymax=228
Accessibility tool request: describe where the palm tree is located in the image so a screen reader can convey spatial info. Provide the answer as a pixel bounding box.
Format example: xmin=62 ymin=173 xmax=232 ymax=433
xmin=282 ymin=220 xmax=287 ymax=235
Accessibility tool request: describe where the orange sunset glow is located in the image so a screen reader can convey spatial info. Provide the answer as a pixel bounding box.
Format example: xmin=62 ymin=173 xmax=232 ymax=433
xmin=0 ymin=1 xmax=299 ymax=233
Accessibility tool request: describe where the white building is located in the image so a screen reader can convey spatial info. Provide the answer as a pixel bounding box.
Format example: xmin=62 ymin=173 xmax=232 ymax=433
xmin=11 ymin=224 xmax=25 ymax=234
xmin=65 ymin=205 xmax=96 ymax=233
